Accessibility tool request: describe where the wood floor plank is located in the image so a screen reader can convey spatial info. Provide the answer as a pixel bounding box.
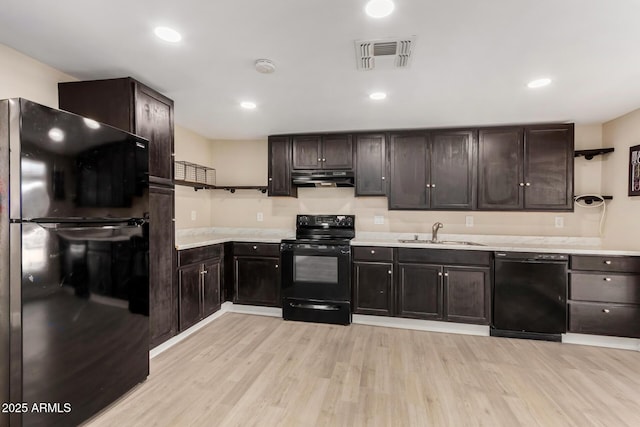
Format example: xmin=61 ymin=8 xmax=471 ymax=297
xmin=84 ymin=313 xmax=640 ymax=427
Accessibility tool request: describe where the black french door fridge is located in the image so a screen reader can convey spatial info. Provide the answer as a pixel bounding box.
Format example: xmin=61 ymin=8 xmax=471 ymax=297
xmin=0 ymin=99 xmax=150 ymax=427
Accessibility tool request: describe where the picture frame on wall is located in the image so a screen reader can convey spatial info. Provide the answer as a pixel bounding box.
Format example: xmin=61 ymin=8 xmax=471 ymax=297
xmin=630 ymin=144 xmax=640 ymax=196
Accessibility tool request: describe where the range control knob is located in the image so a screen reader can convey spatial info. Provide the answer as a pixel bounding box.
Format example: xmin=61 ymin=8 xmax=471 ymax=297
xmin=298 ymin=215 xmax=309 ymax=226
xmin=345 ymin=216 xmax=353 ymax=226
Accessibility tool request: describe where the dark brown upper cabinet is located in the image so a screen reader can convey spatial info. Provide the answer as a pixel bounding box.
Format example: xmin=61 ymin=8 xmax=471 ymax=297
xmin=355 ymin=133 xmax=387 ymax=196
xmin=59 ymin=77 xmax=175 ymax=185
xmin=478 ymin=124 xmax=573 ymax=210
xmin=268 ymin=136 xmax=297 ymax=197
xmin=389 ymin=130 xmax=474 ymax=210
xmin=292 ymin=134 xmax=353 ymax=170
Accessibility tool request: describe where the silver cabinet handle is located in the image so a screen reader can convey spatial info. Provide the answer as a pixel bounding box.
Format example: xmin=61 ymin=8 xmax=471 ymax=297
xmin=603 ymin=309 xmax=610 ymax=313
xmin=275 ymin=264 xmax=279 ymax=269
xmin=381 ymin=176 xmax=386 ymax=180
xmin=388 ymin=270 xmax=392 ymax=275
xmin=253 ymin=245 xmax=257 ymax=250
xmin=519 ymin=183 xmax=525 ymax=187
xmin=431 ymin=184 xmax=436 ymax=188
xmin=525 ymin=182 xmax=531 ymax=186
xmin=438 ymin=272 xmax=442 ymax=276
xmin=371 ymin=250 xmax=376 ymax=254
xmin=604 ymin=260 xmax=612 ymax=265
xmin=268 ymin=177 xmax=273 ymax=181
xmin=200 ymin=270 xmax=208 ymax=275
xmin=317 ymin=158 xmax=321 ymax=161
xmin=322 ymin=158 xmax=326 ymax=162
xmin=426 ymin=184 xmax=431 ymax=188
xmin=444 ymin=272 xmax=449 ymax=277
xmin=604 ymin=277 xmax=612 ymax=281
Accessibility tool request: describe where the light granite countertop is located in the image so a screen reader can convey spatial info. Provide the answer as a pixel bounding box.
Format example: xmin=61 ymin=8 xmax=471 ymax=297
xmin=175 ymin=228 xmax=640 ymax=256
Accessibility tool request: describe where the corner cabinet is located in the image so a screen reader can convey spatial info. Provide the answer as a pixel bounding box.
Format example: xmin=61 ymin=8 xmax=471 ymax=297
xmin=233 ymin=243 xmax=281 ymax=306
xmin=268 ymin=136 xmax=297 ymax=197
xmin=477 ymin=124 xmax=574 ymax=210
xmin=59 ymin=77 xmax=177 ymax=347
xmin=177 ymin=245 xmax=223 ymax=331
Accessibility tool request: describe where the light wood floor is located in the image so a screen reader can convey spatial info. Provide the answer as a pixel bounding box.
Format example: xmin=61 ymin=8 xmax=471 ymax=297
xmin=86 ymin=313 xmax=640 ymax=427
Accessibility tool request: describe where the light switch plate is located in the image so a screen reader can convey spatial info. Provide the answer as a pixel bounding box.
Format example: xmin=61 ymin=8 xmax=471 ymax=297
xmin=257 ymin=212 xmax=264 ymax=222
xmin=555 ymin=216 xmax=564 ymax=228
xmin=374 ymin=215 xmax=384 ymax=225
xmin=191 ymin=210 xmax=197 ymax=221
xmin=465 ymin=216 xmax=474 ymax=227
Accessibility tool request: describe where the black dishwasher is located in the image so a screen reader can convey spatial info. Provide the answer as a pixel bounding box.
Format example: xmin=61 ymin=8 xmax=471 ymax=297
xmin=492 ymin=252 xmax=568 ymax=341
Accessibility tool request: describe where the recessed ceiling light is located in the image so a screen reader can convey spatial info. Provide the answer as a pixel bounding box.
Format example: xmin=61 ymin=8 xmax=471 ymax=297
xmin=240 ymin=101 xmax=257 ymax=110
xmin=527 ymin=78 xmax=551 ymax=88
xmin=365 ymin=0 xmax=395 ymax=18
xmin=83 ymin=118 xmax=100 ymax=129
xmin=369 ymin=92 xmax=387 ymax=100
xmin=48 ymin=128 xmax=64 ymax=142
xmin=154 ymin=26 xmax=181 ymax=43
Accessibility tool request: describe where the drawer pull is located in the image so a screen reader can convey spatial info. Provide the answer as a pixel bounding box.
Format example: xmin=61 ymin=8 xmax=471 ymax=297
xmin=604 ymin=260 xmax=612 ymax=265
xmin=603 ymin=308 xmax=610 ymax=314
xmin=371 ymin=250 xmax=375 ymax=254
xmin=438 ymin=272 xmax=443 ymax=277
xmin=253 ymin=245 xmax=258 ymax=250
xmin=604 ymin=277 xmax=612 ymax=282
xmin=275 ymin=264 xmax=279 ymax=269
xmin=388 ymin=270 xmax=392 ymax=275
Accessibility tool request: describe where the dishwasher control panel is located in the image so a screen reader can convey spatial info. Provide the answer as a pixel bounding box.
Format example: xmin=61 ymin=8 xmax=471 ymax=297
xmin=495 ymin=252 xmax=569 ymax=261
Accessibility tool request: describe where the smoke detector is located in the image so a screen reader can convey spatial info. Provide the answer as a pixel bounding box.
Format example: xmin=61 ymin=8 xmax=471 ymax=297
xmin=355 ymin=37 xmax=416 ymax=70
xmin=255 ymin=59 xmax=276 ymax=74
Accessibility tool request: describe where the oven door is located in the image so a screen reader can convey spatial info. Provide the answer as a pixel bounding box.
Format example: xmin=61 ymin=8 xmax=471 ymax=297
xmin=280 ymin=242 xmax=351 ymax=301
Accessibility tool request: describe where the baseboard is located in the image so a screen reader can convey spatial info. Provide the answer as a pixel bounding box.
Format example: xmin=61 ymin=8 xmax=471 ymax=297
xmin=562 ymin=333 xmax=640 ymax=351
xmin=352 ymin=314 xmax=490 ymax=336
xmin=149 ymin=302 xmax=233 ymax=359
xmin=228 ymin=304 xmax=282 ymax=317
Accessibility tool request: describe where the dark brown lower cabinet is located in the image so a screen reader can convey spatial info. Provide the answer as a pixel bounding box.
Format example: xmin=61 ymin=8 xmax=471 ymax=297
xmin=177 ymin=245 xmax=223 ymax=331
xmin=234 ymin=250 xmax=280 ymax=307
xmin=568 ymin=255 xmax=640 ymax=338
xmin=397 ymin=264 xmax=443 ymax=320
xmin=444 ymin=266 xmax=491 ymax=324
xmin=353 ymin=262 xmax=394 ymax=316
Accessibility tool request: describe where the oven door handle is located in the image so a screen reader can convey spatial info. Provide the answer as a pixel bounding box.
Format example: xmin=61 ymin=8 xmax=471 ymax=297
xmin=289 ymin=302 xmax=341 ymax=311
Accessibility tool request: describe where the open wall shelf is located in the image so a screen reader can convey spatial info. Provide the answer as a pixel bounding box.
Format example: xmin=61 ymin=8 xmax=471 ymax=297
xmin=175 ymin=180 xmax=267 ymax=193
xmin=574 ymin=148 xmax=614 ymax=160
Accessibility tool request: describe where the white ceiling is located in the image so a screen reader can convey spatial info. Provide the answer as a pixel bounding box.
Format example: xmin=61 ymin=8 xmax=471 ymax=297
xmin=1 ymin=0 xmax=640 ymax=140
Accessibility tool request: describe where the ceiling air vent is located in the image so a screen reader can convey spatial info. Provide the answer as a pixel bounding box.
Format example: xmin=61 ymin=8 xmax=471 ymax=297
xmin=355 ymin=37 xmax=416 ymax=71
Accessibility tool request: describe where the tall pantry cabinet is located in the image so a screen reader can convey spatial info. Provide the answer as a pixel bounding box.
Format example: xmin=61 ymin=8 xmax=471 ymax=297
xmin=59 ymin=77 xmax=177 ymax=348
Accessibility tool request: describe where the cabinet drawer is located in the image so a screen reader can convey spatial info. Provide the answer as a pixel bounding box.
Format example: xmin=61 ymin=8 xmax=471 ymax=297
xmin=233 ymin=242 xmax=280 ymax=257
xmin=570 ymin=273 xmax=640 ymax=304
xmin=571 ymin=255 xmax=640 ymax=273
xmin=569 ymin=302 xmax=640 ymax=338
xmin=353 ymin=246 xmax=394 ymax=262
xmin=397 ymin=248 xmax=491 ymax=266
xmin=178 ymin=244 xmax=223 ymax=266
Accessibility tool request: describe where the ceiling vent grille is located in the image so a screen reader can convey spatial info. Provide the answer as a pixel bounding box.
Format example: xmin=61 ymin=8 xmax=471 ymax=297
xmin=355 ymin=37 xmax=416 ymax=70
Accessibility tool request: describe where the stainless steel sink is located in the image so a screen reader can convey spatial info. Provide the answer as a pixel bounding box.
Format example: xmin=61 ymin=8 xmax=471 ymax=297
xmin=397 ymin=239 xmax=486 ymax=246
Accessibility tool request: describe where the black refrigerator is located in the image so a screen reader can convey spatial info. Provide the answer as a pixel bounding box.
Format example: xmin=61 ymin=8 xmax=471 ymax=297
xmin=0 ymin=98 xmax=150 ymax=427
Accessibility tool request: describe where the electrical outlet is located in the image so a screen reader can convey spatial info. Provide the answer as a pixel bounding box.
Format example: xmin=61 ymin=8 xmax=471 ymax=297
xmin=465 ymin=216 xmax=474 ymax=227
xmin=257 ymin=212 xmax=264 ymax=222
xmin=191 ymin=210 xmax=197 ymax=221
xmin=374 ymin=215 xmax=384 ymax=225
xmin=555 ymin=216 xmax=564 ymax=228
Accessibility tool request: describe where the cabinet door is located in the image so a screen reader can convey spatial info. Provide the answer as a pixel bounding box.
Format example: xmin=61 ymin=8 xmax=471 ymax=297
xmin=430 ymin=130 xmax=475 ymax=209
xmin=178 ymin=264 xmax=202 ymax=331
xmin=234 ymin=257 xmax=280 ymax=306
xmin=444 ymin=266 xmax=490 ymax=325
xmin=149 ymin=184 xmax=177 ymax=346
xmin=389 ymin=133 xmax=429 ymax=209
xmin=134 ymin=84 xmax=174 ymax=182
xmin=397 ymin=263 xmax=443 ymax=320
xmin=353 ymin=262 xmax=393 ymax=316
xmin=292 ymin=136 xmax=322 ymax=169
xmin=477 ymin=128 xmax=524 ymax=210
xmin=524 ymin=125 xmax=574 ymax=210
xmin=355 ymin=134 xmax=387 ymax=196
xmin=202 ymin=259 xmax=222 ymax=317
xmin=322 ymin=134 xmax=353 ymax=169
xmin=268 ymin=136 xmax=296 ymax=197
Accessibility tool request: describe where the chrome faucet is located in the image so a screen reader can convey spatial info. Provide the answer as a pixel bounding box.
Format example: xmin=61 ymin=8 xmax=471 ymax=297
xmin=431 ymin=222 xmax=443 ymax=242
